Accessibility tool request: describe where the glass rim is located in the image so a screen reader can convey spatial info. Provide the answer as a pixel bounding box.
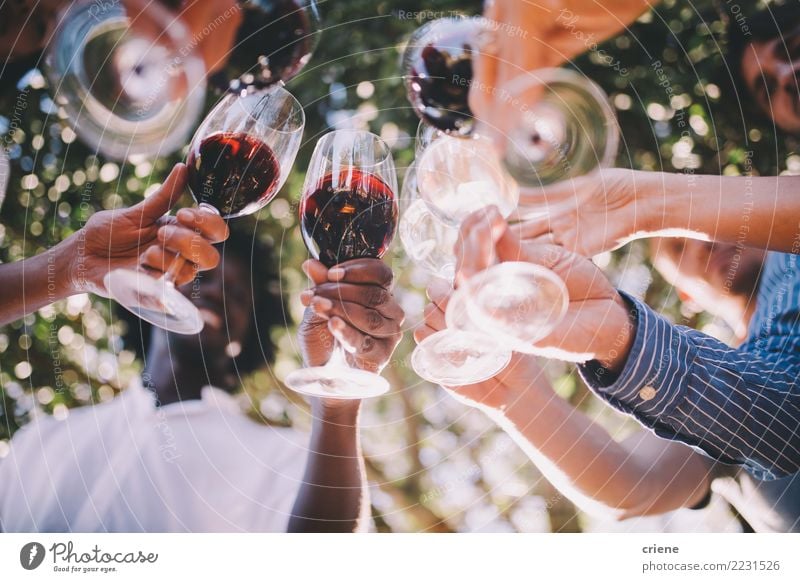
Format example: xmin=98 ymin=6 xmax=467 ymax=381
xmin=314 ymin=129 xmax=394 ymax=165
xmin=221 ymin=86 xmax=306 ymax=135
xmin=497 ymin=67 xmax=620 ymax=170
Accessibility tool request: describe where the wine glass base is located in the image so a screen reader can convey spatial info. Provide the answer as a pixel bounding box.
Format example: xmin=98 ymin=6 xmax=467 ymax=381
xmin=412 ymin=330 xmax=512 ymax=386
xmin=284 ymin=366 xmax=390 ymax=400
xmin=104 ymin=269 xmax=203 ymax=335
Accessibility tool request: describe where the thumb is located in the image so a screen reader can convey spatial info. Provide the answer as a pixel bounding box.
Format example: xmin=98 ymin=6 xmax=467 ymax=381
xmin=497 ymin=229 xmax=566 ymax=272
xmin=455 ymin=206 xmax=508 ymax=285
xmin=127 ymin=163 xmax=188 ymax=225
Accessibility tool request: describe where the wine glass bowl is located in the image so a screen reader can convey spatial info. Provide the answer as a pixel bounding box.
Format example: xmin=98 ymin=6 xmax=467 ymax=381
xmin=464 ymin=262 xmax=569 ymax=353
xmin=490 ymin=68 xmax=619 ymax=199
xmin=45 ymin=0 xmax=206 ymax=160
xmin=398 ymin=162 xmax=459 ymax=281
xmin=186 ymin=87 xmax=305 ymax=219
xmin=403 ymin=16 xmax=491 ymax=136
xmin=222 ymin=0 xmax=321 ymax=91
xmin=415 ymin=134 xmax=519 ymax=227
xmin=299 ymin=132 xmax=398 ymax=268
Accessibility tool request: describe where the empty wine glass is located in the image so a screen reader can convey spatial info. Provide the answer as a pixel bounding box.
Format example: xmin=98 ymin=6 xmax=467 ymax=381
xmin=412 ymin=282 xmax=513 ymax=385
xmin=409 ymin=135 xmax=515 ymax=385
xmin=284 ymin=130 xmax=398 ymax=399
xmin=398 ymin=161 xmax=459 ymax=281
xmin=482 ymin=68 xmax=619 ymax=217
xmin=415 ymin=133 xmax=519 ymax=227
xmin=403 ymin=16 xmax=492 ymax=137
xmin=412 ymin=261 xmax=569 ymax=385
xmin=44 ymin=0 xmax=206 ymax=160
xmin=104 ymin=86 xmax=305 ymax=334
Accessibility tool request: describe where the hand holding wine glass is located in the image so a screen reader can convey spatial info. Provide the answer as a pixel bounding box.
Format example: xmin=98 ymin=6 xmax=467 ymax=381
xmin=298 ymin=258 xmax=404 ymax=374
xmin=72 ymin=163 xmax=229 ymax=295
xmin=455 ymin=207 xmax=634 ymax=369
xmin=285 ymin=130 xmax=399 ymax=400
xmin=105 ymin=86 xmax=304 ymax=334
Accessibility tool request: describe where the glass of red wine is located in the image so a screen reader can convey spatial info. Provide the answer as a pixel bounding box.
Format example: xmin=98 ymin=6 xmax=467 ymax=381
xmin=403 ymin=16 xmax=492 ymax=137
xmin=104 ymin=86 xmax=305 ymax=334
xmin=217 ymin=0 xmax=321 ymax=92
xmin=285 ymin=130 xmax=399 ymax=399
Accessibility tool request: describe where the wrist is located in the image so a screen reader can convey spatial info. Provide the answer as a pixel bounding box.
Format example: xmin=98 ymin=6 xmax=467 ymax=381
xmin=596 ymin=293 xmax=636 ymax=373
xmin=312 ymin=398 xmax=361 ymax=426
xmin=51 ymin=235 xmax=83 ymax=296
xmin=496 ymin=381 xmax=552 ymax=425
xmin=634 ymin=170 xmax=688 ymax=233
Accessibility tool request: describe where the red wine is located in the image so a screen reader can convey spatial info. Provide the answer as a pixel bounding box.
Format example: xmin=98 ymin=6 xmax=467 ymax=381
xmin=405 ymin=18 xmax=481 ymax=136
xmin=187 ymin=132 xmax=281 ymax=218
xmin=301 ymin=170 xmax=398 ymax=267
xmin=223 ymin=0 xmax=318 ymax=91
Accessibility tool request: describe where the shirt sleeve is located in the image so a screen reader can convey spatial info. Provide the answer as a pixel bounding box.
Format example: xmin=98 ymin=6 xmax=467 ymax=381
xmin=578 ymin=253 xmax=800 ymax=481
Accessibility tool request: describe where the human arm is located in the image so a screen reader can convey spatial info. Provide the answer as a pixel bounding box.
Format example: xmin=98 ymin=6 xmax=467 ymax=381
xmin=457 ymin=209 xmax=800 ymax=480
xmin=471 ymin=0 xmax=655 ymax=123
xmin=289 ymin=259 xmax=404 ymax=532
xmin=414 ymin=284 xmax=712 ymax=519
xmin=0 ymin=163 xmax=229 ymax=326
xmin=518 ymin=169 xmax=800 ymax=256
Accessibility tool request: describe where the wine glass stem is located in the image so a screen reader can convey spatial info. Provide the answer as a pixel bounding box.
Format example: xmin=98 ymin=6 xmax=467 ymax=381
xmin=326 ymin=340 xmax=350 ymax=371
xmin=160 ymin=253 xmax=187 ymax=286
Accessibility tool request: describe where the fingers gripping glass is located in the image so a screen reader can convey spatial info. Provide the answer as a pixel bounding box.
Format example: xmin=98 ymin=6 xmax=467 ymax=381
xmin=409 ymin=136 xmax=568 ymax=385
xmin=285 ymin=130 xmax=399 ymax=399
xmin=412 ymin=262 xmax=569 ymax=385
xmin=105 ymin=87 xmax=305 ymax=334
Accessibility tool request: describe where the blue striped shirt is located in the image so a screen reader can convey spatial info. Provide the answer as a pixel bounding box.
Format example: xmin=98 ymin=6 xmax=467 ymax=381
xmin=579 ymin=251 xmax=800 ymax=481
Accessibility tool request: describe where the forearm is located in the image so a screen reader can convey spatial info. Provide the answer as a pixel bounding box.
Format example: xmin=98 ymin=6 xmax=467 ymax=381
xmin=582 ymin=288 xmax=800 ymax=480
xmin=288 ymin=400 xmax=369 ymax=533
xmin=490 ymin=383 xmax=708 ymax=518
xmin=641 ymin=171 xmax=800 ymax=253
xmin=0 ymin=235 xmax=78 ymax=326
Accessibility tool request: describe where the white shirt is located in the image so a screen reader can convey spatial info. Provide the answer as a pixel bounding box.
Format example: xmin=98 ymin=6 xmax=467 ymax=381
xmin=0 ymin=378 xmax=309 ymax=532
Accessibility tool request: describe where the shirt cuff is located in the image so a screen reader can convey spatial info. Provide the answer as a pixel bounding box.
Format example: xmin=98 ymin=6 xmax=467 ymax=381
xmin=578 ymin=291 xmax=695 ymax=422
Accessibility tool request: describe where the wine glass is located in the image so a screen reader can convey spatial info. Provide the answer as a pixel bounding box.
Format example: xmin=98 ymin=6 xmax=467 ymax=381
xmin=412 ymin=261 xmax=568 ymax=384
xmin=284 ymin=130 xmax=399 ymax=399
xmin=398 ymin=161 xmax=459 ymax=282
xmin=403 ymin=16 xmax=492 ymax=137
xmin=481 ymin=68 xmax=619 ymax=217
xmin=104 ymin=87 xmax=305 ymax=334
xmin=463 ymin=262 xmax=569 ymax=353
xmin=415 ymin=133 xmax=519 ymax=227
xmin=217 ymin=0 xmax=322 ymax=92
xmin=412 ymin=281 xmax=513 ymax=385
xmin=409 ymin=135 xmax=516 ymax=385
xmin=44 ymin=0 xmax=206 ymax=161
